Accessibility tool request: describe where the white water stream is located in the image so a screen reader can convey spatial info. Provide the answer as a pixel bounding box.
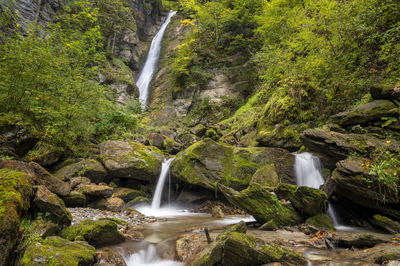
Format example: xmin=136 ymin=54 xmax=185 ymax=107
xmin=137 ymin=10 xmax=177 ymax=108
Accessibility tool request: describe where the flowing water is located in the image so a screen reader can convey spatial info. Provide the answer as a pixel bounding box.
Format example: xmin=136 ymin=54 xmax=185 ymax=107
xmin=151 ymin=158 xmax=175 ymax=210
xmin=136 ymin=10 xmax=177 ymax=107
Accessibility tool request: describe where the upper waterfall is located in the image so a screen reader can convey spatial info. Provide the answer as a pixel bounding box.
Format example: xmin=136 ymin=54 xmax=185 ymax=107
xmin=137 ymin=10 xmax=177 ymax=108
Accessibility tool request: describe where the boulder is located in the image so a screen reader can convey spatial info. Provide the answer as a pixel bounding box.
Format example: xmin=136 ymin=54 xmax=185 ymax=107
xmin=70 ymin=176 xmax=91 ymax=189
xmin=331 ymin=158 xmax=400 ymax=219
xmin=30 ymin=219 xmax=60 ymax=239
xmin=60 ymin=219 xmax=125 ymax=246
xmin=113 ymin=187 xmax=144 ymax=202
xmin=126 ymin=196 xmax=151 ymax=207
xmin=163 ymin=136 xmax=183 ymax=154
xmin=275 ymin=183 xmax=328 ymax=217
xmin=371 ymin=214 xmax=400 ymax=234
xmin=29 ymin=162 xmax=71 ymax=196
xmin=89 ymin=197 xmax=125 ymax=212
xmin=256 ymin=124 xmax=302 ymax=152
xmin=0 ymin=169 xmax=32 ymax=266
xmin=95 ymin=248 xmax=127 ymax=266
xmin=26 ymin=142 xmax=62 ymax=166
xmin=61 ymin=191 xmax=87 ymax=207
xmin=331 ymin=100 xmax=398 ymax=127
xmin=99 ymin=140 xmax=163 ymax=181
xmin=146 ymin=132 xmax=165 ymax=149
xmin=171 ymin=138 xmax=295 ymax=191
xmin=370 ymin=84 xmax=400 ymax=101
xmin=0 ymin=158 xmax=36 ymax=179
xmin=219 ymin=184 xmax=302 ymax=226
xmin=211 ymin=206 xmax=224 ymax=218
xmin=32 ymin=185 xmax=72 ymax=227
xmin=191 ymin=124 xmax=207 ymax=137
xmin=305 ymin=214 xmax=334 ymax=231
xmin=250 ymin=164 xmax=279 ymax=187
xmin=55 ymin=159 xmax=107 ymax=184
xmin=20 ymin=236 xmax=96 ymax=266
xmin=77 ymin=184 xmax=113 ymax=198
xmin=335 ymin=232 xmax=391 ymax=248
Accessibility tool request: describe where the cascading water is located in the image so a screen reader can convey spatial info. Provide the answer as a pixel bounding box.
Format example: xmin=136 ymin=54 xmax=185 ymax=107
xmin=294 ymin=152 xmax=340 ymax=226
xmin=151 ymin=158 xmax=175 ymax=210
xmin=136 ymin=10 xmax=177 ymax=108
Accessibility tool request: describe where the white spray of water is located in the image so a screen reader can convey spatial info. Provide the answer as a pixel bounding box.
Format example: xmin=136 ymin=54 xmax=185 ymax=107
xmin=137 ymin=10 xmax=177 ymax=107
xmin=124 ymin=245 xmax=183 ymax=266
xmin=151 ymin=158 xmax=175 ymax=210
xmin=294 ymin=152 xmax=339 ymax=226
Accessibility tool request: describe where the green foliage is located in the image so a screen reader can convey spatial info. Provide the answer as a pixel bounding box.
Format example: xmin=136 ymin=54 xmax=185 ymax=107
xmin=369 ymin=151 xmax=400 ymax=189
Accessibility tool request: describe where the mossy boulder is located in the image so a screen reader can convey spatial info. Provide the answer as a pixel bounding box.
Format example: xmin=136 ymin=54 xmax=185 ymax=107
xmin=32 ymin=185 xmax=72 ymax=227
xmin=77 ymin=184 xmax=113 ymax=198
xmin=126 ymin=196 xmax=151 ymax=207
xmin=26 ymin=142 xmax=62 ymax=166
xmin=305 ymin=213 xmax=334 ymax=231
xmin=95 ymin=248 xmax=127 ymax=266
xmin=89 ymin=197 xmax=125 ymax=212
xmin=371 ymin=214 xmax=400 ymax=234
xmin=99 ymin=140 xmax=163 ymax=181
xmin=55 ymin=159 xmax=107 ymax=184
xmin=61 ymin=191 xmax=87 ymax=207
xmin=191 ymin=124 xmax=207 ymax=137
xmin=20 ymin=236 xmax=96 ymax=266
xmin=220 ymin=184 xmax=302 ymax=226
xmin=256 ymin=124 xmax=303 ymax=152
xmin=112 ymin=187 xmax=145 ymax=202
xmin=370 ymin=84 xmax=400 ymax=102
xmin=60 ymin=219 xmax=125 ymax=246
xmin=30 ymin=219 xmax=61 ymax=238
xmin=29 ymin=162 xmax=71 ymax=196
xmin=171 ymin=138 xmax=295 ymax=191
xmin=0 ymin=169 xmax=32 ymax=266
xmin=275 ymin=183 xmax=328 ymax=217
xmin=250 ymin=164 xmax=279 ymax=187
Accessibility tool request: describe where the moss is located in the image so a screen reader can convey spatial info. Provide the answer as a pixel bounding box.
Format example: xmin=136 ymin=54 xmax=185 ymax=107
xmin=20 ymin=236 xmax=96 ymax=266
xmin=250 ymin=164 xmax=279 ymax=187
xmin=372 ymin=214 xmax=400 ymax=233
xmin=60 ymin=219 xmax=125 ymax=246
xmin=374 ymin=252 xmax=400 ymax=264
xmin=305 ymin=213 xmax=334 ymax=230
xmin=216 ymin=221 xmax=247 ymax=241
xmin=103 ymin=58 xmax=134 ymax=85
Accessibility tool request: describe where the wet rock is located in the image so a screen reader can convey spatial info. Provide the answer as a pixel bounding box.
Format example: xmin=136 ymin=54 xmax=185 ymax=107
xmin=259 ymin=220 xmax=278 ymax=231
xmin=95 ymin=248 xmax=127 ymax=266
xmin=126 ymin=196 xmax=151 ymax=207
xmin=275 ymin=183 xmax=328 ymax=217
xmin=220 ymin=184 xmax=302 ymax=226
xmin=172 ymin=138 xmax=295 ymax=191
xmin=77 ymin=184 xmax=113 ymax=198
xmin=305 ymin=214 xmax=334 ymax=231
xmin=32 ymin=185 xmax=72 ymax=227
xmin=61 ymin=219 xmax=125 ymax=246
xmin=55 ymin=159 xmax=107 ymax=184
xmin=370 ymin=84 xmax=400 ymax=101
xmin=61 ymin=191 xmax=86 ymax=207
xmin=29 ymin=162 xmax=71 ymax=196
xmin=0 ymin=169 xmax=32 ymax=266
xmin=89 ymin=197 xmax=125 ymax=212
xmin=99 ymin=140 xmax=163 ymax=181
xmin=70 ymin=176 xmax=91 ymax=189
xmin=371 ymin=214 xmax=400 ymax=234
xmin=113 ymin=187 xmax=144 ymax=202
xmin=211 ymin=206 xmax=224 ymax=218
xmin=20 ymin=236 xmax=96 ymax=266
xmin=335 ymin=232 xmax=392 ymax=248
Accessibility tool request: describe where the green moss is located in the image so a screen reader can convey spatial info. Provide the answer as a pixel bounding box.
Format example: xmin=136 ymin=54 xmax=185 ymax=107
xmin=375 ymin=252 xmax=400 ymax=264
xmin=103 ymin=58 xmax=134 ymax=85
xmin=306 ymin=213 xmax=334 ymax=230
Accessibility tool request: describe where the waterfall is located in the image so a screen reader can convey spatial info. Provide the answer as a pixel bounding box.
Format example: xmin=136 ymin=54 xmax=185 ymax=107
xmin=151 ymin=158 xmax=175 ymax=210
xmin=137 ymin=10 xmax=177 ymax=108
xmin=294 ymin=152 xmax=340 ymax=226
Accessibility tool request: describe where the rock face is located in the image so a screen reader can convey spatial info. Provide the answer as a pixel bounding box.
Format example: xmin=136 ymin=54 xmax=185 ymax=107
xmin=113 ymin=187 xmax=144 ymax=202
xmin=20 ymin=236 xmax=96 ymax=266
xmin=55 ymin=159 xmax=107 ymax=184
xmin=0 ymin=169 xmax=32 ymax=266
xmin=32 ymin=185 xmax=72 ymax=227
xmin=220 ymin=184 xmax=302 ymax=226
xmin=29 ymin=162 xmax=71 ymax=196
xmin=371 ymin=214 xmax=400 ymax=234
xmin=99 ymin=140 xmax=163 ymax=182
xmin=191 ymin=223 xmax=305 ymax=266
xmin=331 ymin=158 xmax=400 ymax=219
xmin=370 ymin=85 xmax=400 ymax=102
xmin=61 ymin=219 xmax=125 ymax=246
xmin=171 ymin=138 xmax=295 ymax=191
xmin=332 ymin=100 xmax=398 ymax=127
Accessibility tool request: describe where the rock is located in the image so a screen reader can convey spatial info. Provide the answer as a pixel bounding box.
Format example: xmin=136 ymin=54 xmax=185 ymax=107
xmin=113 ymin=187 xmax=144 ymax=202
xmin=89 ymin=197 xmax=125 ymax=212
xmin=77 ymin=184 xmax=113 ymax=198
xmin=126 ymin=196 xmax=151 ymax=207
xmin=335 ymin=232 xmax=391 ymax=248
xmin=191 ymin=231 xmax=306 ymax=266
xmin=27 ymin=142 xmax=62 ymax=166
xmin=32 ymin=185 xmax=72 ymax=227
xmin=211 ymin=206 xmax=224 ymax=218
xmin=20 ymin=236 xmax=96 ymax=266
xmin=191 ymin=124 xmax=207 ymax=137
xmin=275 ymin=183 xmax=328 ymax=217
xmin=370 ymin=84 xmax=400 ymax=101
xmin=70 ymin=176 xmax=91 ymax=189
xmin=331 ymin=158 xmax=400 ymax=219
xmin=146 ymin=132 xmax=165 ymax=149
xmin=0 ymin=169 xmax=32 ymax=266
xmin=60 ymin=219 xmax=125 ymax=246
xmin=29 ymin=162 xmax=71 ymax=196
xmin=163 ymin=136 xmax=183 ymax=154
xmin=61 ymin=191 xmax=86 ymax=207
xmin=95 ymin=248 xmax=127 ymax=266
xmin=55 ymin=159 xmax=107 ymax=184
xmin=219 ymin=184 xmax=302 ymax=226
xmin=0 ymin=158 xmax=36 ymax=179
xmin=331 ymin=100 xmax=398 ymax=127
xmin=256 ymin=124 xmax=303 ymax=152
xmin=171 ymin=138 xmax=295 ymax=191
xmin=30 ymin=219 xmax=60 ymax=238
xmin=99 ymin=140 xmax=163 ymax=181
xmin=216 ymin=221 xmax=247 ymax=241
xmin=250 ymin=164 xmax=279 ymax=187
xmin=259 ymin=220 xmax=278 ymax=231
xmin=176 ymin=133 xmax=201 ymax=148
xmin=371 ymin=214 xmax=400 ymax=233
xmin=305 ymin=214 xmax=334 ymax=231
xmin=0 ymin=124 xmax=36 ymax=158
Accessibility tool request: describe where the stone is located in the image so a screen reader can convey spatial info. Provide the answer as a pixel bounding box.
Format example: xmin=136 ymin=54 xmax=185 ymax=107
xmin=61 ymin=191 xmax=86 ymax=208
xmin=370 ymin=84 xmax=400 ymax=101
xmin=99 ymin=140 xmax=163 ymax=181
xmin=259 ymin=220 xmax=278 ymax=231
xmin=32 ymin=185 xmax=72 ymax=227
xmin=29 ymin=162 xmax=71 ymax=196
xmin=0 ymin=158 xmax=36 ymax=179
xmin=27 ymin=142 xmax=62 ymax=166
xmin=95 ymin=248 xmax=127 ymax=266
xmin=0 ymin=169 xmax=32 ymax=266
xmin=55 ymin=159 xmax=107 ymax=184
xmin=60 ymin=219 xmax=125 ymax=246
xmin=70 ymin=176 xmax=91 ymax=189
xmin=219 ymin=184 xmax=302 ymax=226
xmin=331 ymin=100 xmax=398 ymax=126
xmin=211 ymin=206 xmax=224 ymax=218
xmin=275 ymin=183 xmax=328 ymax=217
xmin=335 ymin=232 xmax=391 ymax=248
xmin=20 ymin=236 xmax=96 ymax=266
xmin=163 ymin=136 xmax=183 ymax=154
xmin=126 ymin=196 xmax=151 ymax=207
xmin=171 ymin=138 xmax=295 ymax=191
xmin=146 ymin=132 xmax=165 ymax=149
xmin=250 ymin=164 xmax=279 ymax=187
xmin=305 ymin=213 xmax=334 ymax=231
xmin=371 ymin=214 xmax=400 ymax=234
xmin=113 ymin=187 xmax=144 ymax=202
xmin=191 ymin=124 xmax=207 ymax=137
xmin=77 ymin=184 xmax=113 ymax=198
xmin=256 ymin=124 xmax=303 ymax=152
xmin=89 ymin=197 xmax=125 ymax=212
xmin=30 ymin=219 xmax=60 ymax=238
